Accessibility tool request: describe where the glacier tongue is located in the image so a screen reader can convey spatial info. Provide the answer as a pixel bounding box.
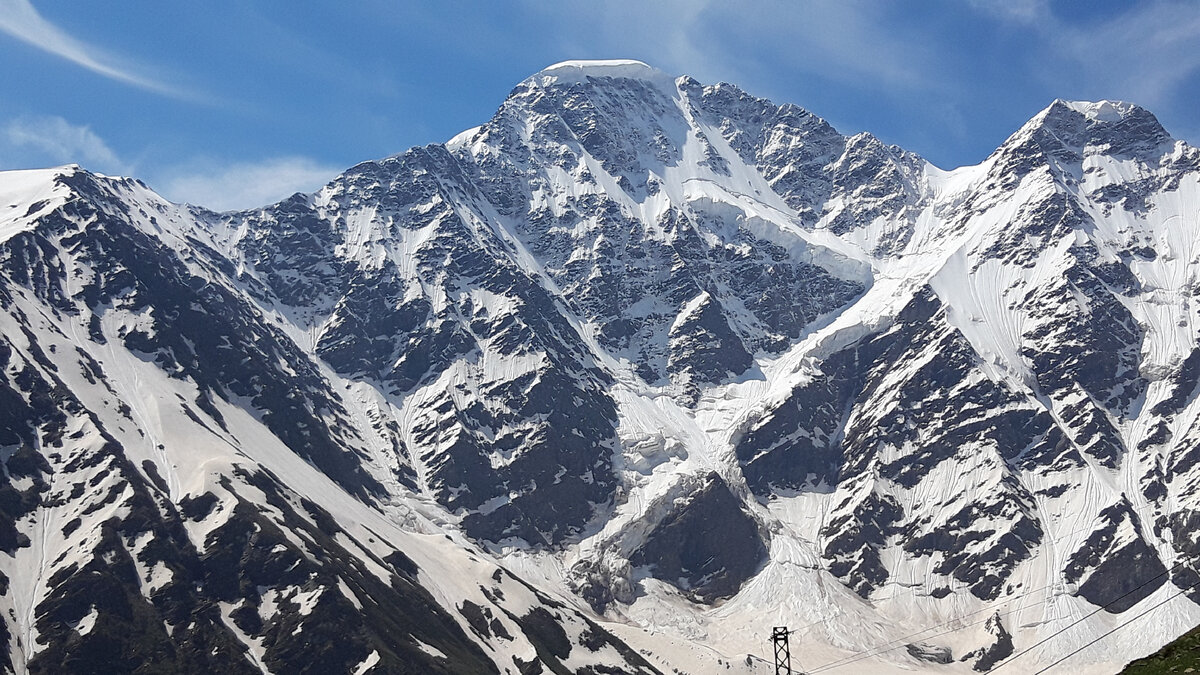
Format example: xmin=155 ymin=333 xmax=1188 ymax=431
xmin=2 ymin=66 xmax=1200 ymax=674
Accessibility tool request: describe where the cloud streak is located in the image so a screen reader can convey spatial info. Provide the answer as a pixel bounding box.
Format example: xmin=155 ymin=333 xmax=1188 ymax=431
xmin=964 ymin=0 xmax=1200 ymax=109
xmin=1 ymin=114 xmax=339 ymax=212
xmin=1054 ymin=2 xmax=1200 ymax=108
xmin=965 ymin=0 xmax=1048 ymax=23
xmin=0 ymin=0 xmax=181 ymax=96
xmin=3 ymin=115 xmax=129 ymax=174
xmin=156 ymin=157 xmax=341 ymax=212
xmin=525 ymin=0 xmax=935 ymax=96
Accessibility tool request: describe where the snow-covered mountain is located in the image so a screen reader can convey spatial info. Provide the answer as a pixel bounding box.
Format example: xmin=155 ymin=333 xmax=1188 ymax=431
xmin=3 ymin=59 xmax=1200 ymax=673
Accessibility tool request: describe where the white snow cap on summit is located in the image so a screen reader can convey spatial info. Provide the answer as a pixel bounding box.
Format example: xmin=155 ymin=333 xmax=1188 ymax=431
xmin=1010 ymin=98 xmax=1149 ymax=141
xmin=1056 ymin=99 xmax=1139 ymax=123
xmin=526 ymin=59 xmax=675 ymax=88
xmin=0 ymin=165 xmax=78 ymax=244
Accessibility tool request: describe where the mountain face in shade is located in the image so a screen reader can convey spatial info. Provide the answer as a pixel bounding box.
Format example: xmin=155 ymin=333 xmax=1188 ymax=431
xmin=2 ymin=60 xmax=1200 ymax=673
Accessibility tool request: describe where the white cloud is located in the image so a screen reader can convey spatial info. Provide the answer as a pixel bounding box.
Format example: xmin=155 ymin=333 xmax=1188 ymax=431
xmin=0 ymin=0 xmax=180 ymax=96
xmin=1052 ymin=2 xmax=1200 ymax=108
xmin=525 ymin=0 xmax=940 ymax=101
xmin=156 ymin=157 xmax=341 ymax=211
xmin=734 ymin=0 xmax=933 ymax=89
xmin=963 ymin=0 xmax=1200 ymax=109
xmin=3 ymin=115 xmax=129 ymax=174
xmin=0 ymin=117 xmax=339 ymax=211
xmin=965 ymin=0 xmax=1049 ymax=23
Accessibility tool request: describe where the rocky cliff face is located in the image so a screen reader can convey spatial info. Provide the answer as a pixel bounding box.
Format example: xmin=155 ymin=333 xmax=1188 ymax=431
xmin=2 ymin=61 xmax=1200 ymax=673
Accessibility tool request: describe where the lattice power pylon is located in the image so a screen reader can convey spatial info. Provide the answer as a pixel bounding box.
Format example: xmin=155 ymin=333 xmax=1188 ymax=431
xmin=772 ymin=626 xmax=792 ymax=675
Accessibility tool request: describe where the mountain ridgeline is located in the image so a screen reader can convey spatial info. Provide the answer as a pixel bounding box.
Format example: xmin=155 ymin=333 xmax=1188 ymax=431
xmin=2 ymin=60 xmax=1200 ymax=673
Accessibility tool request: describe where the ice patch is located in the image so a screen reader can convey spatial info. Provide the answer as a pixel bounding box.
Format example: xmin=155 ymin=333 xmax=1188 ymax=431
xmin=528 ymin=59 xmax=675 ymax=90
xmin=1059 ymin=99 xmax=1134 ymax=123
xmin=290 ymin=586 xmax=324 ymax=616
xmin=352 ymin=650 xmax=380 ymax=675
xmin=446 ymin=125 xmax=482 ymax=150
xmin=414 ymin=638 xmax=446 ymax=660
xmin=0 ymin=166 xmax=75 ymax=243
xmin=74 ymin=607 xmax=98 ymax=637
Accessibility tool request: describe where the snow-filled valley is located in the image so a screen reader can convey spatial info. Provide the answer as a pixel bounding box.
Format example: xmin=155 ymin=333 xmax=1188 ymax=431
xmin=2 ymin=60 xmax=1200 ymax=673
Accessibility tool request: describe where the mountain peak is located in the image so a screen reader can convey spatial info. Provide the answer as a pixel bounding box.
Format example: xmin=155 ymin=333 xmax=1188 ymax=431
xmin=0 ymin=165 xmax=83 ymax=243
xmin=1023 ymin=97 xmax=1163 ymax=136
xmin=524 ymin=59 xmax=675 ymax=88
xmin=1052 ymin=99 xmax=1142 ymax=124
xmin=998 ymin=97 xmax=1173 ymax=164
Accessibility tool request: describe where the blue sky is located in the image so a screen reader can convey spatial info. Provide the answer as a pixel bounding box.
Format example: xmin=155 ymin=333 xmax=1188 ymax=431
xmin=1 ymin=0 xmax=1198 ymax=210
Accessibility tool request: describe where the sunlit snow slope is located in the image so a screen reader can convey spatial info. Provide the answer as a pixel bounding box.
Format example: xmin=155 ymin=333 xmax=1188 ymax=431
xmin=3 ymin=61 xmax=1200 ymax=674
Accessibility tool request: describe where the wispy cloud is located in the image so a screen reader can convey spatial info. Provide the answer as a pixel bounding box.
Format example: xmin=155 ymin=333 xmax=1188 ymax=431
xmin=3 ymin=115 xmax=130 ymax=174
xmin=156 ymin=157 xmax=341 ymax=211
xmin=0 ymin=0 xmax=182 ymax=96
xmin=1053 ymin=2 xmax=1200 ymax=108
xmin=964 ymin=0 xmax=1049 ymax=23
xmin=965 ymin=0 xmax=1200 ymax=108
xmin=525 ymin=0 xmax=937 ymax=95
xmin=1 ymin=115 xmax=339 ymax=211
xmin=728 ymin=1 xmax=934 ymax=90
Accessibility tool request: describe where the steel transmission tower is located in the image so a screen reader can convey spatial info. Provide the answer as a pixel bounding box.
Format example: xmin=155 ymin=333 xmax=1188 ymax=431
xmin=772 ymin=626 xmax=792 ymax=675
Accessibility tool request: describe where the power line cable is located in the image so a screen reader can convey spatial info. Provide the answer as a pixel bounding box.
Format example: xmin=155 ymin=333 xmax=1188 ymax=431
xmin=808 ymin=578 xmax=1065 ymax=672
xmin=800 ymin=524 xmax=1187 ymax=673
xmin=1032 ymin=575 xmax=1200 ymax=674
xmin=814 ymin=560 xmax=1193 ymax=673
xmin=991 ymin=559 xmax=1190 ymax=673
xmin=862 ymin=520 xmax=1104 ymax=605
xmin=810 ymin=590 xmax=1064 ymax=673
